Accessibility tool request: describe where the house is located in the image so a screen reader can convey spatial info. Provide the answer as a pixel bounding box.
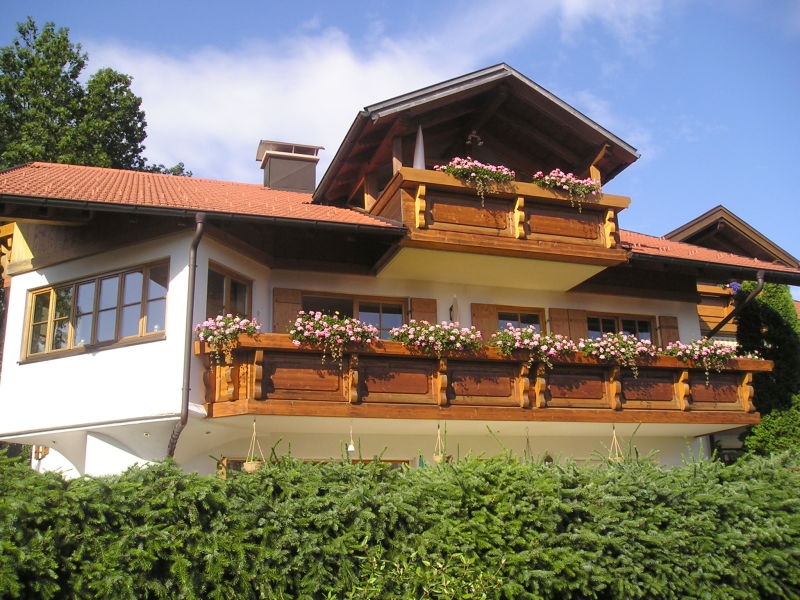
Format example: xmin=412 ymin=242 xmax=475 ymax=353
xmin=1 ymin=64 xmax=798 ymax=476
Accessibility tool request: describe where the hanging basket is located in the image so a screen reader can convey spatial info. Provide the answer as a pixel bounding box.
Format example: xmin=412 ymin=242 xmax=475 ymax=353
xmin=243 ymin=459 xmax=263 ymax=473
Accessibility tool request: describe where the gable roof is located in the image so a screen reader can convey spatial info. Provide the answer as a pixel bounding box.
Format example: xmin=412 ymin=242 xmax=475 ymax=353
xmin=0 ymin=162 xmax=402 ymax=232
xmin=315 ymin=63 xmax=640 ymax=204
xmin=664 ymin=205 xmax=799 ymax=268
xmin=620 ymin=230 xmax=800 ymax=284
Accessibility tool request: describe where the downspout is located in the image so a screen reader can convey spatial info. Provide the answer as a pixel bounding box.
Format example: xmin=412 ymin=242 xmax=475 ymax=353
xmin=707 ymin=270 xmax=765 ymax=338
xmin=167 ymin=212 xmax=206 ymax=458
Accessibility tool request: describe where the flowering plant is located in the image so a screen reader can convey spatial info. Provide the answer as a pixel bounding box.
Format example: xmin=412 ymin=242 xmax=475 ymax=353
xmin=578 ymin=332 xmax=659 ymax=378
xmin=490 ymin=324 xmax=577 ymax=369
xmin=662 ymin=339 xmax=740 ymax=385
xmin=434 ymin=157 xmax=515 ymax=204
xmin=390 ymin=320 xmax=482 ymax=358
xmin=531 ymin=168 xmax=601 ymax=212
xmin=289 ymin=311 xmax=379 ymax=366
xmin=195 ymin=314 xmax=262 ymax=364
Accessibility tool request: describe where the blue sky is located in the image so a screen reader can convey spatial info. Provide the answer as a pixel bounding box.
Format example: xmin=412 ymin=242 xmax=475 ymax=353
xmin=3 ymin=1 xmax=800 ymax=292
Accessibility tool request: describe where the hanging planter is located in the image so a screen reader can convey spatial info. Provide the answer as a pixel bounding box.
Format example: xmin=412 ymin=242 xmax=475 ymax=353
xmin=434 ymin=157 xmax=515 ymax=206
xmin=243 ymin=420 xmax=266 ymax=473
xmin=195 ymin=314 xmax=262 ymax=365
xmin=531 ymin=168 xmax=601 ymax=213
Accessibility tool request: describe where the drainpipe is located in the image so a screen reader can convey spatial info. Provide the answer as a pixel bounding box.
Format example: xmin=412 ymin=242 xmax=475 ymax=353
xmin=167 ymin=212 xmax=206 ymax=458
xmin=707 ymin=270 xmax=765 ymax=338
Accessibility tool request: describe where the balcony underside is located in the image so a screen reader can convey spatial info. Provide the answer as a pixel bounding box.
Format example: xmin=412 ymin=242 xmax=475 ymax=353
xmin=197 ymin=335 xmax=767 ymax=429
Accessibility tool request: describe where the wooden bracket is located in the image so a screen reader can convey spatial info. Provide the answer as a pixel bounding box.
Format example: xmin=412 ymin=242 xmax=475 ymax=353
xmin=514 ymin=196 xmax=526 ymax=239
xmin=415 ymin=184 xmax=427 ymax=229
xmin=586 ymin=144 xmax=610 ymax=184
xmin=251 ymin=350 xmax=264 ymax=400
xmin=532 ymin=363 xmax=548 ymax=408
xmin=517 ymin=363 xmax=531 ymax=408
xmin=676 ymin=370 xmax=691 ymax=411
xmin=603 ymin=209 xmax=617 ymax=249
xmin=437 ymin=358 xmax=448 ymax=406
xmin=348 ymin=354 xmax=360 ymax=404
xmin=739 ymin=372 xmax=755 ymax=412
xmin=608 ymin=366 xmax=622 ymax=410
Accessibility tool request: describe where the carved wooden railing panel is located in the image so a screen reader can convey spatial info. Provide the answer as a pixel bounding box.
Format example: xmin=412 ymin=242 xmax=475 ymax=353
xmin=196 ymin=334 xmax=771 ymax=424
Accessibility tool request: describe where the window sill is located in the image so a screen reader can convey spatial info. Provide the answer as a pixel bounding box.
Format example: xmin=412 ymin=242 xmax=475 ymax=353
xmin=19 ymin=331 xmax=167 ymax=365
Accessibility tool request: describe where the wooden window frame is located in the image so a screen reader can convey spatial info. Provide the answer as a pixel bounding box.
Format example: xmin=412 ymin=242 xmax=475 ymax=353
xmin=23 ymin=260 xmax=169 ymax=362
xmin=206 ymin=261 xmax=253 ymax=318
xmin=586 ymin=312 xmax=657 ymax=342
xmin=494 ymin=304 xmax=547 ymax=333
xmin=300 ymin=290 xmax=408 ymax=338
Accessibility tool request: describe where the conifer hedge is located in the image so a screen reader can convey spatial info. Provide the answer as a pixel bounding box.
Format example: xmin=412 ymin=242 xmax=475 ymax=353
xmin=1 ymin=452 xmax=799 ymax=599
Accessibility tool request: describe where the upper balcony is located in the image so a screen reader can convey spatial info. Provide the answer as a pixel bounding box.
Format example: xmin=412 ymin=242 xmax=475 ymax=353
xmin=369 ymin=168 xmax=631 ymax=290
xmin=196 ymin=334 xmax=768 ymax=431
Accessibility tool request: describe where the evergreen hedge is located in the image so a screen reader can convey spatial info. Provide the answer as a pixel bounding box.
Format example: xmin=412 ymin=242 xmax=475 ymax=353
xmin=1 ymin=452 xmax=799 ymax=599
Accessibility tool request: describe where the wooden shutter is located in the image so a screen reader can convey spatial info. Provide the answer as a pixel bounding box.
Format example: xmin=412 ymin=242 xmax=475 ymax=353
xmin=409 ymin=297 xmax=437 ymax=324
xmin=548 ymin=308 xmax=588 ymax=339
xmin=658 ymin=315 xmax=680 ymax=345
xmin=471 ymin=303 xmax=498 ymax=339
xmin=272 ymin=288 xmax=302 ymax=333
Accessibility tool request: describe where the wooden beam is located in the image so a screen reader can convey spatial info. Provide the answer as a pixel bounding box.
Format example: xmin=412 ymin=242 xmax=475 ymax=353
xmin=491 ymin=112 xmax=582 ymax=166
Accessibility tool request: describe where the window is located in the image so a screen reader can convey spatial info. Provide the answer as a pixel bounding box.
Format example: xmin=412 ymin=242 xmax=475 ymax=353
xmin=497 ymin=310 xmax=543 ymax=332
xmin=27 ymin=261 xmax=168 ymax=357
xmin=206 ymin=263 xmax=251 ymax=317
xmin=587 ymin=314 xmax=654 ymax=341
xmin=302 ymin=294 xmax=405 ymax=339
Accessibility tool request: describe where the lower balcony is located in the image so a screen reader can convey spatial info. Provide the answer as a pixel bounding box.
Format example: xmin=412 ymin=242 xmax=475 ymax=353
xmin=195 ymin=334 xmax=769 ymax=427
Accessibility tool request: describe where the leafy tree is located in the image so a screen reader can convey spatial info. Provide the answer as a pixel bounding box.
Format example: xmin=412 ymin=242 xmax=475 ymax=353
xmin=745 ymin=396 xmax=800 ymax=454
xmin=0 ymin=17 xmax=188 ymax=174
xmin=737 ymin=282 xmax=800 ymax=413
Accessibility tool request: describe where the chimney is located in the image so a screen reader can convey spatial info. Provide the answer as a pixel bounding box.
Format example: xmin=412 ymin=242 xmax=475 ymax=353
xmin=256 ymin=140 xmax=324 ymax=193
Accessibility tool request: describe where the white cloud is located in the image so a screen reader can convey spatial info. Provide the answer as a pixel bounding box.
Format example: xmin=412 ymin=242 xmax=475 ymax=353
xmin=85 ymin=0 xmax=665 ymax=184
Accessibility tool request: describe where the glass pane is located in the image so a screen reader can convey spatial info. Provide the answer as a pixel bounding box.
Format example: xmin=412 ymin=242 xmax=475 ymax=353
xmin=99 ymin=277 xmax=119 ymax=310
xmin=359 ymin=302 xmax=381 ymax=328
xmin=601 ymin=318 xmax=616 ymax=333
xmin=637 ymin=320 xmax=652 ymax=341
xmin=148 ymin=264 xmax=169 ymax=299
xmin=302 ymin=296 xmax=353 ymax=317
xmin=77 ymin=282 xmax=96 ymax=315
xmin=96 ymin=309 xmax=117 ymax=342
xmin=74 ymin=315 xmax=93 ymax=346
xmin=520 ymin=313 xmax=541 ymax=331
xmin=146 ymin=299 xmax=166 ymax=333
xmin=621 ymin=319 xmax=636 ymax=335
xmin=54 ymin=287 xmax=73 ymax=319
xmin=206 ymin=270 xmax=225 ymax=317
xmin=382 ymin=304 xmax=403 ymax=330
xmin=587 ymin=317 xmax=602 ymax=339
xmin=120 ymin=304 xmax=141 ymax=338
xmin=29 ymin=323 xmax=47 ymax=354
xmin=51 ymin=319 xmax=69 ymax=350
xmin=123 ymin=271 xmax=143 ymax=305
xmin=498 ymin=312 xmax=519 ymax=329
xmin=230 ymin=279 xmax=248 ymax=316
xmin=33 ymin=293 xmax=50 ymax=323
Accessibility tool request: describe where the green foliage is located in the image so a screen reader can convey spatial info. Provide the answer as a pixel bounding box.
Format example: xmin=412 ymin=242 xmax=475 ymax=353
xmin=746 ymin=396 xmax=800 ymax=455
xmin=1 ymin=451 xmax=799 ymax=599
xmin=737 ymin=282 xmax=800 ymax=413
xmin=0 ymin=18 xmax=188 ymax=174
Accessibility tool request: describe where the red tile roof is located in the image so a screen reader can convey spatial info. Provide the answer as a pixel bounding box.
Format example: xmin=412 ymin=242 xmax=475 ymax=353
xmin=620 ymin=230 xmax=800 ymax=275
xmin=0 ymin=162 xmax=400 ymax=229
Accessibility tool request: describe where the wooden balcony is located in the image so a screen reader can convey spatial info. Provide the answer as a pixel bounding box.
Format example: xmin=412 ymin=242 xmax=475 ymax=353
xmin=371 ymin=168 xmax=631 ymax=267
xmin=196 ymin=334 xmax=768 ymax=426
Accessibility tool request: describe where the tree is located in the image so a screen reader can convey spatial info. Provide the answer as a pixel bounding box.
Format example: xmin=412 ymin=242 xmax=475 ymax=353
xmin=744 ymin=396 xmax=800 ymax=454
xmin=0 ymin=18 xmax=188 ymax=174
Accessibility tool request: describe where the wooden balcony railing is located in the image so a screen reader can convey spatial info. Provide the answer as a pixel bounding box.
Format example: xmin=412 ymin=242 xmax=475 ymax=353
xmin=370 ymin=168 xmax=632 ymax=266
xmin=195 ymin=334 xmax=769 ymax=425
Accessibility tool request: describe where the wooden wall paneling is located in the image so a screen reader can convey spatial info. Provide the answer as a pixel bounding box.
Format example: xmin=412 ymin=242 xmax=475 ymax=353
xmin=621 ymin=368 xmax=680 ymax=410
xmin=358 ymin=356 xmax=437 ymax=405
xmin=410 ymin=297 xmax=437 ymax=324
xmin=261 ymin=352 xmax=345 ymax=402
xmin=448 ymin=361 xmax=517 ymax=407
xmin=688 ymin=372 xmax=740 ymax=409
xmin=273 ymin=288 xmax=303 ymax=333
xmin=546 ymin=367 xmax=608 ymax=408
xmin=526 ymin=205 xmax=601 ymax=240
xmin=658 ymin=316 xmax=680 ymax=345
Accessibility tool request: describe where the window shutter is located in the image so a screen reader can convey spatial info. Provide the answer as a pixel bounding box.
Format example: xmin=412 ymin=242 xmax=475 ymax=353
xmin=658 ymin=315 xmax=680 ymax=345
xmin=273 ymin=288 xmax=302 ymax=333
xmin=409 ymin=297 xmax=437 ymax=324
xmin=471 ymin=303 xmax=498 ymax=339
xmin=567 ymin=309 xmax=588 ymax=339
xmin=549 ymin=308 xmax=588 ymax=338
